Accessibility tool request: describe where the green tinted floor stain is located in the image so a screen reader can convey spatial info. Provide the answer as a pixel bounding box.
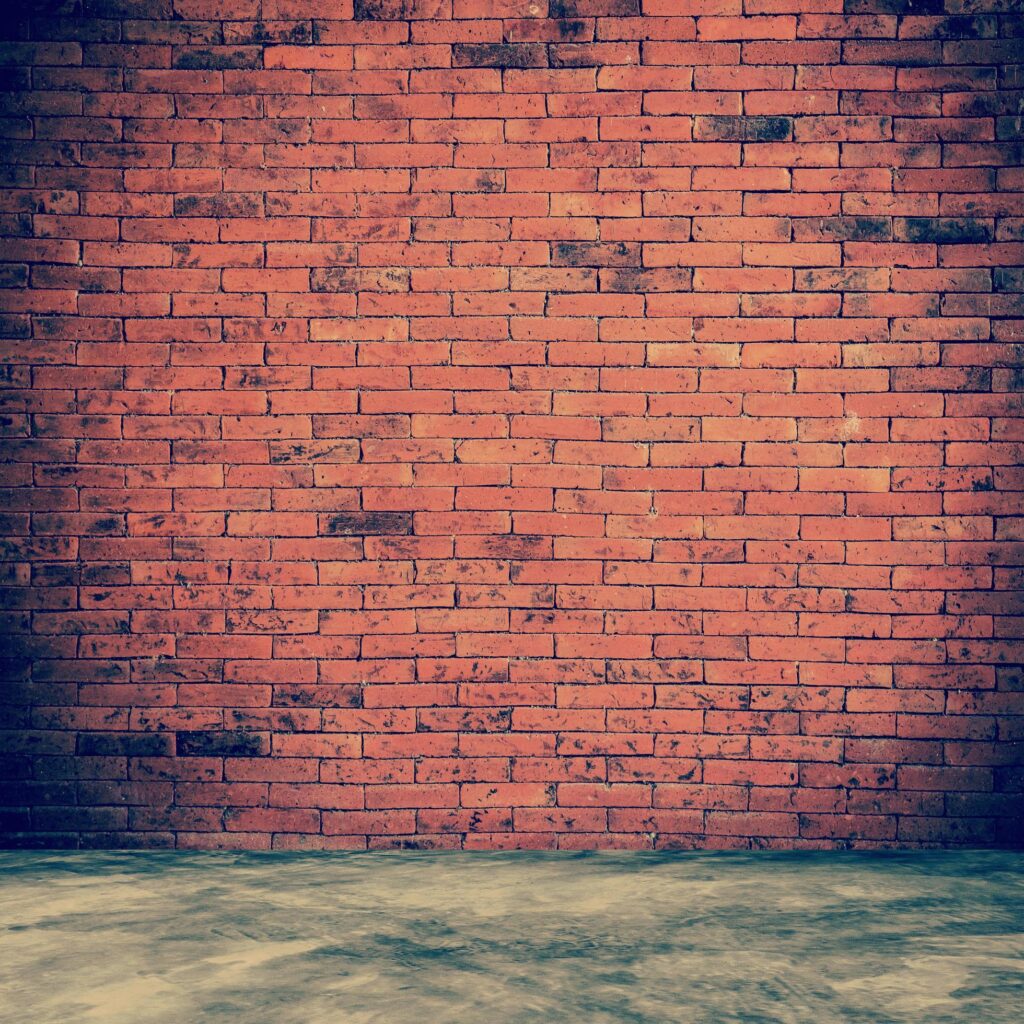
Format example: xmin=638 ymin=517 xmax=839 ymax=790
xmin=1 ymin=851 xmax=1022 ymax=1024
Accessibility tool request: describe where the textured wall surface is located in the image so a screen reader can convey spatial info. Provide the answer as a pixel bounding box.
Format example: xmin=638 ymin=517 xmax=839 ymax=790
xmin=1 ymin=0 xmax=1022 ymax=850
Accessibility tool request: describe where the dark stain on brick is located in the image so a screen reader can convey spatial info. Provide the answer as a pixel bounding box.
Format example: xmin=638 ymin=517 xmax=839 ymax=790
xmin=79 ymin=733 xmax=173 ymax=756
xmin=552 ymin=241 xmax=640 ymax=267
xmin=322 ymin=512 xmax=413 ymax=536
xmin=354 ymin=0 xmax=405 ymax=19
xmin=270 ymin=441 xmax=359 ymax=464
xmin=929 ymin=16 xmax=997 ymax=40
xmin=354 ymin=0 xmax=446 ymax=20
xmin=176 ymin=731 xmax=267 ymax=757
xmin=472 ymin=171 xmax=504 ymax=192
xmin=8 ymin=213 xmax=33 ymax=235
xmin=0 ymin=265 xmax=28 ymax=289
xmin=235 ymin=368 xmax=283 ymax=388
xmin=694 ymin=116 xmax=793 ymax=142
xmin=419 ymin=708 xmax=511 ymax=732
xmin=309 ymin=268 xmax=409 ymax=292
xmin=897 ymin=218 xmax=993 ymax=244
xmin=995 ymin=269 xmax=1024 ymax=292
xmin=549 ymin=0 xmax=640 ymax=16
xmin=0 ymin=315 xmax=31 ymax=340
xmin=453 ymin=44 xmax=549 ymax=69
xmin=601 ymin=267 xmax=693 ymax=293
xmin=997 ymin=117 xmax=1024 ymax=141
xmin=313 ymin=268 xmax=375 ymax=292
xmin=846 ymin=40 xmax=941 ymax=67
xmin=256 ymin=21 xmax=314 ymax=43
xmin=844 ymin=0 xmax=942 ymax=13
xmin=172 ymin=48 xmax=261 ymax=71
xmin=273 ymin=684 xmax=362 ymax=708
xmin=544 ymin=19 xmax=592 ymax=43
xmin=1003 ymin=366 xmax=1024 ymax=391
xmin=812 ymin=217 xmax=892 ymax=242
xmin=173 ymin=194 xmax=261 ymax=218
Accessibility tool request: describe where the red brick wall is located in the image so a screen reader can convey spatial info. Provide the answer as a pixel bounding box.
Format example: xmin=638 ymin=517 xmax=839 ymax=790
xmin=1 ymin=0 xmax=1022 ymax=850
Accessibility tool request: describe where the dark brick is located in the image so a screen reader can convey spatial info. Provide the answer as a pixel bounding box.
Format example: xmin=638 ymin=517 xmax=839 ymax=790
xmin=995 ymin=269 xmax=1024 ymax=292
xmin=896 ymin=218 xmax=993 ymax=244
xmin=176 ymin=731 xmax=268 ymax=757
xmin=78 ymin=733 xmax=173 ymax=756
xmin=453 ymin=44 xmax=549 ymax=69
xmin=552 ymin=241 xmax=640 ymax=267
xmin=844 ymin=0 xmax=942 ymax=13
xmin=694 ymin=116 xmax=793 ymax=142
xmin=549 ymin=0 xmax=640 ymax=15
xmin=322 ymin=512 xmax=413 ymax=536
xmin=601 ymin=268 xmax=693 ymax=293
xmin=354 ymin=0 xmax=451 ymax=17
xmin=807 ymin=217 xmax=893 ymax=242
xmin=311 ymin=268 xmax=409 ymax=293
xmin=172 ymin=48 xmax=262 ymax=71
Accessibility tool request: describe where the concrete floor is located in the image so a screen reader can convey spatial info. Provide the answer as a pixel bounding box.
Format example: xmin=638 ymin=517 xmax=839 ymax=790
xmin=1 ymin=851 xmax=1022 ymax=1023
